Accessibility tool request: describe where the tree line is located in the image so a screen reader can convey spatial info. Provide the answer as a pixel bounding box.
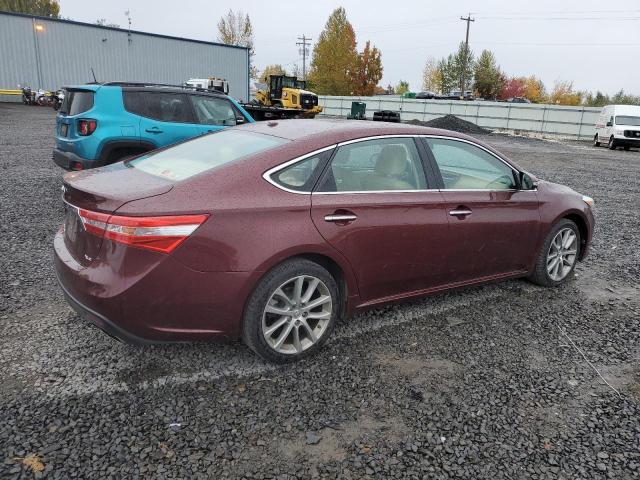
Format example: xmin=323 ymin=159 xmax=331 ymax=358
xmin=423 ymin=46 xmax=640 ymax=106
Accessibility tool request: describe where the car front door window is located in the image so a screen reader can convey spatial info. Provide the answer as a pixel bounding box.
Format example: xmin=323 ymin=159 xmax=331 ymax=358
xmin=191 ymin=96 xmax=238 ymax=126
xmin=424 ymin=138 xmax=517 ymax=190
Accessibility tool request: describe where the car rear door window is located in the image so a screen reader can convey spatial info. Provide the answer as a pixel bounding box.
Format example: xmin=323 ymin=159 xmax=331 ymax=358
xmin=424 ymin=138 xmax=517 ymax=190
xmin=317 ymin=138 xmax=427 ymax=192
xmin=190 ymin=96 xmax=239 ymax=126
xmin=123 ymin=91 xmax=194 ymax=123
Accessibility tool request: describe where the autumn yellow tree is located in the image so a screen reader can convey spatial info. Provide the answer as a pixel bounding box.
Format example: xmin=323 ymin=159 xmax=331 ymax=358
xmin=422 ymin=57 xmax=442 ymax=93
xmin=351 ymin=41 xmax=383 ymax=96
xmin=523 ymin=76 xmax=546 ymax=103
xmin=308 ymin=8 xmax=358 ymax=95
xmin=259 ymin=65 xmax=287 ymax=84
xmin=549 ymin=80 xmax=582 ymax=105
xmin=217 ymin=10 xmax=257 ymax=78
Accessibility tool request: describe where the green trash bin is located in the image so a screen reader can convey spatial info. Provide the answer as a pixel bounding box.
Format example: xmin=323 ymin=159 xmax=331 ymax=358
xmin=347 ymin=101 xmax=366 ymax=120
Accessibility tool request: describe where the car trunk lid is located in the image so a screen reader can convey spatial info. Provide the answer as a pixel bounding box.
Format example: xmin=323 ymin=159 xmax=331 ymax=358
xmin=62 ymin=162 xmax=174 ymax=267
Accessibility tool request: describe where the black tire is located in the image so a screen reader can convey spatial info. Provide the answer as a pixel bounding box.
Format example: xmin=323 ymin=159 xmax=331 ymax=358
xmin=528 ymin=219 xmax=581 ymax=287
xmin=608 ymin=136 xmax=617 ymax=150
xmin=242 ymin=259 xmax=340 ymax=363
xmin=593 ymin=134 xmax=600 ymax=147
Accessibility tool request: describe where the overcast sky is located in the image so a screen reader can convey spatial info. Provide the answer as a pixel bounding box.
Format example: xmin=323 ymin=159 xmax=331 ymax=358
xmin=59 ymin=0 xmax=640 ymax=95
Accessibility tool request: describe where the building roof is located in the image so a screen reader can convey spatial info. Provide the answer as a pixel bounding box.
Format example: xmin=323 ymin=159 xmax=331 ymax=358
xmin=0 ymin=10 xmax=249 ymax=51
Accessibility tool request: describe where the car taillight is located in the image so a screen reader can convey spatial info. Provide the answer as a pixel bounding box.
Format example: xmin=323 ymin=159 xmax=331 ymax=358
xmin=77 ymin=209 xmax=208 ymax=253
xmin=77 ymin=119 xmax=97 ymax=136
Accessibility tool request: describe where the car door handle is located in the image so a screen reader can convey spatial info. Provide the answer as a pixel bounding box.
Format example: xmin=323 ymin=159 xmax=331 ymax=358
xmin=324 ymin=214 xmax=357 ymax=223
xmin=145 ymin=127 xmax=163 ymax=134
xmin=449 ymin=209 xmax=472 ymax=217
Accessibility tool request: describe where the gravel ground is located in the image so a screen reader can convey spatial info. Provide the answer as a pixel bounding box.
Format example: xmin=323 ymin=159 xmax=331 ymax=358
xmin=1 ymin=103 xmax=639 ymax=479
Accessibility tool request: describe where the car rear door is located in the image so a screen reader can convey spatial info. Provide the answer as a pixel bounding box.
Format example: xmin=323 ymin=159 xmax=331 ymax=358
xmin=310 ymin=137 xmax=450 ymax=305
xmin=123 ymin=91 xmax=198 ymax=148
xmin=422 ymin=136 xmax=540 ymax=283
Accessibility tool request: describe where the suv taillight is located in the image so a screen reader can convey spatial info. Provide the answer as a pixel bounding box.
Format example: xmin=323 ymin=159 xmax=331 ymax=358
xmin=77 ymin=119 xmax=97 ymax=136
xmin=77 ymin=209 xmax=209 ymax=253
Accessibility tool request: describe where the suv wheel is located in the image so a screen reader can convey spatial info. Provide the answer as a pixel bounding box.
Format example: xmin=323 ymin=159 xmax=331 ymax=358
xmin=242 ymin=259 xmax=339 ymax=363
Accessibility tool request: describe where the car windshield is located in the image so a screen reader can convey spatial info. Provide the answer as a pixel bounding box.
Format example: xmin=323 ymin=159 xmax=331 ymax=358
xmin=615 ymin=115 xmax=640 ymax=126
xmin=128 ymin=130 xmax=287 ymax=181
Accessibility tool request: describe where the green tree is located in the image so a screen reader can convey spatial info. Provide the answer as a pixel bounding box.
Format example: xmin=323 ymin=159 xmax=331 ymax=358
xmin=452 ymin=42 xmax=475 ymax=93
xmin=308 ymin=7 xmax=358 ymax=95
xmin=0 ymin=0 xmax=59 ymax=16
xmin=217 ymin=9 xmax=257 ymax=78
xmin=395 ymin=80 xmax=409 ymax=95
xmin=473 ymin=50 xmax=503 ymax=100
xmin=351 ymin=40 xmax=383 ymax=96
xmin=259 ymin=64 xmax=287 ymax=84
xmin=438 ymin=55 xmax=457 ymax=94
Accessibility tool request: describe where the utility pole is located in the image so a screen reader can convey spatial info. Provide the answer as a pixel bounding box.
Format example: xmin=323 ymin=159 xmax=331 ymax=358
xmin=460 ymin=13 xmax=475 ymax=98
xmin=296 ymin=35 xmax=311 ymax=80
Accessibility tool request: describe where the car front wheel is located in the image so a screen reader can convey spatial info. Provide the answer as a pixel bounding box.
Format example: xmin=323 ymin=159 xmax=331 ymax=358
xmin=242 ymin=259 xmax=339 ymax=363
xmin=608 ymin=136 xmax=617 ymax=150
xmin=528 ymin=219 xmax=580 ymax=287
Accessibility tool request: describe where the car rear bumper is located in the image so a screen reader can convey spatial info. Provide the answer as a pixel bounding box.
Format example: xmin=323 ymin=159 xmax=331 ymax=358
xmin=53 ymin=148 xmax=103 ymax=170
xmin=53 ymin=230 xmax=255 ymax=343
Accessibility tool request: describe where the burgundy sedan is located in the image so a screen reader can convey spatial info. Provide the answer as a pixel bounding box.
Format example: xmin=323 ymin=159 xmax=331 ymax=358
xmin=54 ymin=120 xmax=594 ymax=362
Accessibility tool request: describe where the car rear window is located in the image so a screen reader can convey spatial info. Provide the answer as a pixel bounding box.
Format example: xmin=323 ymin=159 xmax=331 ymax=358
xmin=128 ymin=130 xmax=287 ymax=181
xmin=60 ymin=90 xmax=94 ymax=115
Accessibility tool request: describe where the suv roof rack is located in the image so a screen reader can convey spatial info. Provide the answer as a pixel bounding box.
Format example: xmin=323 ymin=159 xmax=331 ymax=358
xmin=100 ymin=82 xmax=227 ymax=95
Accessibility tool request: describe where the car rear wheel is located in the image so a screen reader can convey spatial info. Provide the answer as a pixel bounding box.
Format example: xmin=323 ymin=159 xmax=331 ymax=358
xmin=528 ymin=219 xmax=580 ymax=287
xmin=593 ymin=134 xmax=600 ymax=147
xmin=242 ymin=259 xmax=339 ymax=363
xmin=608 ymin=136 xmax=617 ymax=150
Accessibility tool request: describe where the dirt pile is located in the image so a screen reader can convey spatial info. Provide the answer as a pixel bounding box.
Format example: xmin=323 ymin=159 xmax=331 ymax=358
xmin=408 ymin=114 xmax=491 ymax=134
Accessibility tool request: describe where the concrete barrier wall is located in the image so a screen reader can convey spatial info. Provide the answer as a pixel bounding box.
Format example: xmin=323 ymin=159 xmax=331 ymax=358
xmin=318 ymin=96 xmax=602 ymax=140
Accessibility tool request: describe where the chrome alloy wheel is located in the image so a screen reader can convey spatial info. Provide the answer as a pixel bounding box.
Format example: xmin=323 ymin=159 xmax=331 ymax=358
xmin=547 ymin=228 xmax=578 ymax=281
xmin=261 ymin=275 xmax=333 ymax=355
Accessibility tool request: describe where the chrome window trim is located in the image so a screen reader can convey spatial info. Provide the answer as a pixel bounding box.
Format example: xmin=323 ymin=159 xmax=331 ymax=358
xmin=262 ymin=144 xmax=337 ymax=195
xmin=262 ymin=134 xmax=531 ymax=195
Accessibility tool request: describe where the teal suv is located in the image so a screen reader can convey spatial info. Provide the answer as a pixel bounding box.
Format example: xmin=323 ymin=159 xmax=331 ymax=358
xmin=53 ymin=82 xmax=254 ymax=170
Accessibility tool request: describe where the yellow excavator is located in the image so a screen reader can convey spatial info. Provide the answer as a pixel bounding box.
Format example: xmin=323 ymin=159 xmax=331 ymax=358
xmin=247 ymin=75 xmax=323 ymax=120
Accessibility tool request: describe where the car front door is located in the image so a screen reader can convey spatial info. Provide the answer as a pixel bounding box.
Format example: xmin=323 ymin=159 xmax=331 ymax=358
xmin=310 ymin=137 xmax=450 ymax=305
xmin=422 ymin=136 xmax=540 ymax=283
xmin=189 ymin=95 xmax=246 ymax=135
xmin=123 ymin=91 xmax=198 ymax=147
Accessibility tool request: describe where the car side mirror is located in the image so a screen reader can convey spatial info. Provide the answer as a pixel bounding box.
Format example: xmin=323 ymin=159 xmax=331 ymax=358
xmin=235 ymin=117 xmax=245 ymax=125
xmin=606 ymin=121 xmax=613 ymax=127
xmin=519 ymin=172 xmax=537 ymax=190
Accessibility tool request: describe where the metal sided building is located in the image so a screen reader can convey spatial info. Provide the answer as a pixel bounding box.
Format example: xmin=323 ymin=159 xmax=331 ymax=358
xmin=0 ymin=11 xmax=250 ymax=101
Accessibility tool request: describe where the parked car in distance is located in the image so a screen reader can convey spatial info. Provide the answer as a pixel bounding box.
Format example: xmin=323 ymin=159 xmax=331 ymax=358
xmin=54 ymin=119 xmax=594 ymax=363
xmin=446 ymin=90 xmax=475 ymax=101
xmin=594 ymin=104 xmax=640 ymax=150
xmin=416 ymin=91 xmax=438 ymax=99
xmin=506 ymin=97 xmax=531 ymax=103
xmin=53 ymin=82 xmax=254 ymax=171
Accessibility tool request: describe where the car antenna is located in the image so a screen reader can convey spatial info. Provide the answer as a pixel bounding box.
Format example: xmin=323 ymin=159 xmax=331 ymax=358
xmin=91 ymin=67 xmax=98 ymax=83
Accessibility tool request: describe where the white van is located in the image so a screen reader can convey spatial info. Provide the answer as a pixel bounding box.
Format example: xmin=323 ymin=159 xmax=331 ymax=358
xmin=594 ymin=104 xmax=640 ymax=150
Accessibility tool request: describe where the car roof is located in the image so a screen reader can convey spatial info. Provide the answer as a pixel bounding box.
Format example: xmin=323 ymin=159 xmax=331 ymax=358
xmin=62 ymin=82 xmax=228 ymax=98
xmin=238 ymin=118 xmax=478 ymax=144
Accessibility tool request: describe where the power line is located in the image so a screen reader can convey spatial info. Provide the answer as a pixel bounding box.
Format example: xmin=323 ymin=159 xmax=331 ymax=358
xmin=296 ymin=35 xmax=311 ymax=80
